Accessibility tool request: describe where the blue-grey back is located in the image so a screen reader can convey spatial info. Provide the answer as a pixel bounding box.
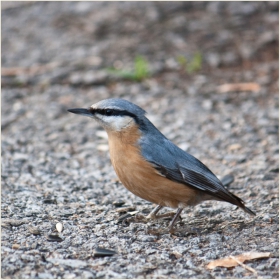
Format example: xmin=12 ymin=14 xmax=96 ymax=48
xmin=139 ymin=116 xmax=216 ymax=177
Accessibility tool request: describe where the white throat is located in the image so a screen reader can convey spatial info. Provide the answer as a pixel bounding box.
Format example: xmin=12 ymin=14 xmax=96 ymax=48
xmin=95 ymin=114 xmax=134 ymax=132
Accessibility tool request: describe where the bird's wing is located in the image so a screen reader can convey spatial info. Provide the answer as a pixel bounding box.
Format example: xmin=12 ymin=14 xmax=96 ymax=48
xmin=150 ymin=159 xmax=239 ymax=203
xmin=140 ymin=135 xmax=244 ymax=206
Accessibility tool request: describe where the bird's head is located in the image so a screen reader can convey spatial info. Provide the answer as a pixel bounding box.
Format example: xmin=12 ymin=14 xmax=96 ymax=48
xmin=68 ymin=98 xmax=147 ymax=132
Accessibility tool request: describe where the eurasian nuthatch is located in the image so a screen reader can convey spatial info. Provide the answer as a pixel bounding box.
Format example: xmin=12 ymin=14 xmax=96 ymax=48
xmin=68 ymin=98 xmax=255 ymax=233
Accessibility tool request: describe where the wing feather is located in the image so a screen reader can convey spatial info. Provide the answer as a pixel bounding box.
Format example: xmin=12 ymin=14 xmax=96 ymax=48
xmin=151 ymin=160 xmax=237 ymax=201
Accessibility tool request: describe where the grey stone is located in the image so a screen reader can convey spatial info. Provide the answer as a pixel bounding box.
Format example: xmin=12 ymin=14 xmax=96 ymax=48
xmin=205 ymin=53 xmax=221 ymax=67
xmin=21 ymin=254 xmax=35 ymax=262
xmin=37 ymin=273 xmax=54 ymax=279
xmin=63 ymin=273 xmax=77 ymax=278
xmin=81 ymin=270 xmax=96 ymax=278
xmin=47 ymin=258 xmax=88 ymax=268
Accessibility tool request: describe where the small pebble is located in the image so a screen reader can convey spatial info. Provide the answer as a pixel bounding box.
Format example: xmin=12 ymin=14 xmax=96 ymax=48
xmin=5 ymin=219 xmax=27 ymax=227
xmin=228 ymin=143 xmax=242 ymax=151
xmin=263 ymin=214 xmax=272 ymax=222
xmin=37 ymin=272 xmax=54 ymax=279
xmin=12 ymin=244 xmax=20 ymax=249
xmin=220 ymin=174 xmax=234 ymax=187
xmin=1 ymin=222 xmax=11 ymax=229
xmin=28 ymin=226 xmax=41 ymax=235
xmin=172 ymin=251 xmax=183 ymax=259
xmin=63 ymin=273 xmax=76 ymax=279
xmin=81 ymin=271 xmax=95 ymax=279
xmin=31 ymin=242 xmax=38 ymax=249
xmin=113 ymin=200 xmax=126 ymax=207
xmin=262 ymin=174 xmax=276 ymax=181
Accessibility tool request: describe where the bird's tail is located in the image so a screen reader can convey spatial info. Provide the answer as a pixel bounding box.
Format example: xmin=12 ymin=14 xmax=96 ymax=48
xmin=220 ymin=174 xmax=256 ymax=216
xmin=230 ymin=192 xmax=256 ymax=216
xmin=243 ymin=205 xmax=256 ymax=216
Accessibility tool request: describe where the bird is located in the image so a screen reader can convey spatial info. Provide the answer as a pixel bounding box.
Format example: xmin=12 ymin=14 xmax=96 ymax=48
xmin=68 ymin=98 xmax=255 ymax=233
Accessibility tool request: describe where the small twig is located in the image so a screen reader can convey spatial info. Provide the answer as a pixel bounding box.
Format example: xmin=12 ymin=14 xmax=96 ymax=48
xmin=230 ymin=255 xmax=258 ymax=278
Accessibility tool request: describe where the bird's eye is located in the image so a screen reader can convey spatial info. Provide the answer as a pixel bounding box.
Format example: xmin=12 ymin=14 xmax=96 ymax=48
xmin=105 ymin=109 xmax=113 ymax=116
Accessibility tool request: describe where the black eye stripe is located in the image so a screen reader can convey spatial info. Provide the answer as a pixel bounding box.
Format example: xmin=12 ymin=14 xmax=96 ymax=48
xmin=90 ymin=108 xmax=137 ymax=118
xmin=96 ymin=109 xmax=116 ymax=116
xmin=105 ymin=109 xmax=113 ymax=116
xmin=89 ymin=107 xmax=144 ymax=127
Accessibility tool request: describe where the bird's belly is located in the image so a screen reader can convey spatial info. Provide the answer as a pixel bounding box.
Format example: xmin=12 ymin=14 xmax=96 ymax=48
xmin=116 ymin=164 xmax=201 ymax=208
xmin=109 ymin=142 xmax=201 ymax=208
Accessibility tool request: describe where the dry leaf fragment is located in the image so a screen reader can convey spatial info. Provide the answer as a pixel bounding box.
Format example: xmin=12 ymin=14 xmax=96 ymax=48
xmin=217 ymin=83 xmax=260 ymax=93
xmin=229 ymin=255 xmax=258 ymax=276
xmin=207 ymin=252 xmax=271 ymax=269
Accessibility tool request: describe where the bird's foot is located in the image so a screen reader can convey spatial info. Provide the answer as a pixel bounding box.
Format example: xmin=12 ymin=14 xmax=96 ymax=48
xmin=146 ymin=211 xmax=177 ymax=221
xmin=134 ymin=213 xmax=150 ymax=222
xmin=145 ymin=212 xmax=156 ymax=220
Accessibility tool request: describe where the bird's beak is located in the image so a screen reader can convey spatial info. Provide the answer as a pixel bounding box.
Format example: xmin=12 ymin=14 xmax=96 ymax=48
xmin=68 ymin=108 xmax=93 ymax=118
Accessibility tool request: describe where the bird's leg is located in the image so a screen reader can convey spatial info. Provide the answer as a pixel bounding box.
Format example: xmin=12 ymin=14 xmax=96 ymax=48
xmin=169 ymin=208 xmax=183 ymax=233
xmin=154 ymin=211 xmax=178 ymax=219
xmin=147 ymin=205 xmax=180 ymax=220
xmin=146 ymin=205 xmax=163 ymax=220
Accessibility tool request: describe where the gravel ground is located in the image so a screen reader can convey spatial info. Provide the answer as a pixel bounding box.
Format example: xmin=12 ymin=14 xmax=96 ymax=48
xmin=1 ymin=2 xmax=279 ymax=279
